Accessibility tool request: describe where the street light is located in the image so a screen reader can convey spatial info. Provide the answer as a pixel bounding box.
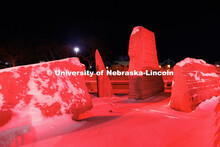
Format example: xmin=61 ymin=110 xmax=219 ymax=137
xmin=74 ymin=47 xmax=79 ymax=57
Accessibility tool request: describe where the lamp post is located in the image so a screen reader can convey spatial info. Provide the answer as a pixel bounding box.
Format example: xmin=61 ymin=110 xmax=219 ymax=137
xmin=74 ymin=47 xmax=79 ymax=57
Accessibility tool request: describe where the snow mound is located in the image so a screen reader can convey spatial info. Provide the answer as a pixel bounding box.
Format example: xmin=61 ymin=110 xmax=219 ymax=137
xmin=195 ymin=96 xmax=220 ymax=112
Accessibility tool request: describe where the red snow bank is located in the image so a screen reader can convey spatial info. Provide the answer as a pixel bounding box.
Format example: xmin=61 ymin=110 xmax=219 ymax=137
xmin=170 ymin=58 xmax=220 ymax=112
xmin=0 ymin=58 xmax=93 ymax=127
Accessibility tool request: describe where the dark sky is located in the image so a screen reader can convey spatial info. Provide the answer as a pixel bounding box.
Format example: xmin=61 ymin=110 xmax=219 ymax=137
xmin=0 ymin=1 xmax=219 ymax=64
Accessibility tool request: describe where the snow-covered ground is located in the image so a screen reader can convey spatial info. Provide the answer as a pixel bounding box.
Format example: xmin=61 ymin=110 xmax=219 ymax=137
xmin=0 ymin=93 xmax=219 ymax=147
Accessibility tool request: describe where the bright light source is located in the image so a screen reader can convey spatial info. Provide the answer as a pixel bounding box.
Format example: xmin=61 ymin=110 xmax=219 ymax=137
xmin=167 ymin=64 xmax=171 ymax=68
xmin=217 ymin=65 xmax=220 ymax=67
xmin=106 ymin=66 xmax=109 ymax=69
xmin=74 ymin=47 xmax=80 ymax=56
xmin=159 ymin=65 xmax=161 ymax=68
xmin=74 ymin=47 xmax=79 ymax=53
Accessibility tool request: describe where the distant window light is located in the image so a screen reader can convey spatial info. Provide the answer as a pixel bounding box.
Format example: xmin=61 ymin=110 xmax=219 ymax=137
xmin=217 ymin=65 xmax=220 ymax=67
xmin=159 ymin=65 xmax=161 ymax=68
xmin=167 ymin=64 xmax=171 ymax=68
xmin=106 ymin=66 xmax=109 ymax=69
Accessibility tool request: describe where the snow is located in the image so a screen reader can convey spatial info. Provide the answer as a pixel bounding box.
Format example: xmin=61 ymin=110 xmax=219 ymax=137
xmin=0 ymin=93 xmax=218 ymax=146
xmin=0 ymin=111 xmax=85 ymax=147
xmin=201 ymin=72 xmax=218 ymax=78
xmin=176 ymin=57 xmax=208 ymax=67
xmin=0 ymin=93 xmax=3 ymax=109
xmin=195 ymin=96 xmax=220 ymax=112
xmin=13 ymin=72 xmax=20 ymax=78
xmin=131 ymin=26 xmax=140 ymax=35
xmin=22 ymin=58 xmax=88 ymax=115
xmin=201 ymin=79 xmax=206 ymax=82
xmin=189 ymin=72 xmax=194 ymax=77
xmin=188 ymin=71 xmax=217 ymax=82
xmin=66 ymin=80 xmax=80 ymax=96
xmin=69 ymin=58 xmax=82 ymax=67
xmin=192 ymin=94 xmax=198 ymax=97
xmin=27 ymin=72 xmax=62 ymax=106
xmin=194 ymin=72 xmax=200 ymax=81
xmin=0 ymin=56 xmax=93 ymax=144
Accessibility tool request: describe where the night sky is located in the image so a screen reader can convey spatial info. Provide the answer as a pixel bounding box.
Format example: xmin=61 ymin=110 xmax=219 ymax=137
xmin=0 ymin=1 xmax=219 ymax=64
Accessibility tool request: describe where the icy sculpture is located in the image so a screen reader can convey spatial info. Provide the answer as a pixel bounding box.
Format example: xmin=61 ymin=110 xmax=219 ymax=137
xmin=128 ymin=26 xmax=164 ymax=99
xmin=95 ymin=49 xmax=113 ymax=97
xmin=0 ymin=58 xmax=93 ymax=127
xmin=170 ymin=58 xmax=220 ymax=112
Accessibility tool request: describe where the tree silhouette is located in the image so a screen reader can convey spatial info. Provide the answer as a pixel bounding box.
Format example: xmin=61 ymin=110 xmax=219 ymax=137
xmin=0 ymin=39 xmax=25 ymax=67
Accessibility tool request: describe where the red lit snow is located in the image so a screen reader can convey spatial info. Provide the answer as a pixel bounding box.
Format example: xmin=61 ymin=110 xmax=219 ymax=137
xmin=0 ymin=32 xmax=219 ymax=146
xmin=170 ymin=58 xmax=220 ymax=112
xmin=0 ymin=58 xmax=93 ymax=127
xmin=1 ymin=93 xmax=218 ymax=147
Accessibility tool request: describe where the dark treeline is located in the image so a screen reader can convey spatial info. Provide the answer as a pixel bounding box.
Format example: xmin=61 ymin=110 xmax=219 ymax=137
xmin=0 ymin=37 xmax=115 ymax=70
